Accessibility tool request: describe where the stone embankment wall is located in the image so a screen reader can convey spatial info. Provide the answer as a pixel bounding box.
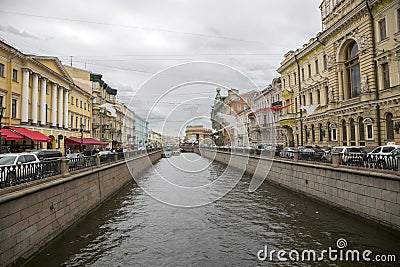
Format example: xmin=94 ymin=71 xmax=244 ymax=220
xmin=199 ymin=149 xmax=400 ymax=232
xmin=0 ymin=151 xmax=161 ymax=266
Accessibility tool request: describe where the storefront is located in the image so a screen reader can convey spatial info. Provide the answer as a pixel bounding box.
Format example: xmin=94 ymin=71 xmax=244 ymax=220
xmin=64 ymin=137 xmax=108 ymax=155
xmin=3 ymin=126 xmax=51 ymax=153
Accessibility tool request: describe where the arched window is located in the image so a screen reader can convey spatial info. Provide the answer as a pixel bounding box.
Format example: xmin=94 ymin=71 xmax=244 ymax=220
xmin=327 ymin=122 xmax=332 ymax=141
xmin=344 ymin=41 xmax=360 ymax=99
xmin=319 ymin=123 xmax=324 ymax=142
xmin=305 ymin=126 xmax=308 ymax=142
xmin=359 ymin=117 xmax=365 ymax=146
xmin=350 ymin=118 xmax=356 ymax=146
xmin=311 ymin=124 xmax=315 ymax=142
xmin=342 ymin=120 xmax=347 ymax=146
xmin=386 ymin=113 xmax=394 ymax=140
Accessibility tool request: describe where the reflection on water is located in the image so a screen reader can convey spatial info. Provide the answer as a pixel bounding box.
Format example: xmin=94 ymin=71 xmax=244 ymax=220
xmin=27 ymin=154 xmax=400 ymax=266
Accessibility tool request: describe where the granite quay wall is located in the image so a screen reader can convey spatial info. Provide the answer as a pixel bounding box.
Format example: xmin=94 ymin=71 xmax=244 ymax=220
xmin=199 ymin=148 xmax=400 ymax=232
xmin=0 ymin=150 xmax=162 ymax=267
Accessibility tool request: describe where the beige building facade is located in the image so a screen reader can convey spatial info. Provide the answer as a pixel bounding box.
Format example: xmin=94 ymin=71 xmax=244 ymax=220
xmin=0 ymin=41 xmax=91 ymax=153
xmin=277 ymin=0 xmax=400 ymax=149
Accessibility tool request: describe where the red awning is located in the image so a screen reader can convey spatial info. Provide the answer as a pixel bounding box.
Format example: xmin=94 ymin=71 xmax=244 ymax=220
xmin=1 ymin=128 xmax=24 ymax=140
xmin=6 ymin=126 xmax=51 ymax=142
xmin=65 ymin=137 xmax=108 ymax=146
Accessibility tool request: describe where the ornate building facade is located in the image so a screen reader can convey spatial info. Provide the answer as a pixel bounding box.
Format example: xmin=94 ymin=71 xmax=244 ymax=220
xmin=249 ymin=78 xmax=285 ymax=146
xmin=0 ymin=40 xmax=90 ymax=153
xmin=277 ymin=0 xmax=400 ymax=148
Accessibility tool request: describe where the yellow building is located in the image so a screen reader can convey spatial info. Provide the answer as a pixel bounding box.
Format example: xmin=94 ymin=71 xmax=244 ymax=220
xmin=0 ymin=40 xmax=94 ymax=153
xmin=277 ymin=0 xmax=400 ymax=148
xmin=64 ymin=66 xmax=92 ymax=138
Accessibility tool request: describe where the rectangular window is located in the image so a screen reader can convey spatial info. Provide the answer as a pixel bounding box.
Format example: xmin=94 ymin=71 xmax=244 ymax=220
xmin=308 ymin=64 xmax=312 ymax=78
xmin=301 ymin=68 xmax=305 ymax=81
xmin=315 ymin=59 xmax=319 ymax=75
xmin=397 ymin=8 xmax=400 ymax=32
xmin=76 ymin=99 xmax=78 ymax=106
xmin=378 ymin=18 xmax=387 ymax=41
xmin=366 ymin=125 xmax=373 ymax=139
xmin=332 ymin=128 xmax=337 ymax=141
xmin=323 ymin=55 xmax=328 ymax=70
xmin=0 ymin=63 xmax=4 ymax=77
xmin=71 ymin=115 xmax=73 ymax=128
xmin=80 ymin=101 xmax=82 ymax=108
xmin=0 ymin=96 xmax=3 ymax=108
xmin=382 ymin=63 xmax=390 ymax=89
xmin=12 ymin=99 xmax=17 ymax=118
xmin=71 ymin=96 xmax=74 ymax=105
xmin=293 ymin=73 xmax=296 ymax=84
xmin=288 ymin=75 xmax=291 ymax=86
xmin=84 ymin=103 xmax=86 ymax=110
xmin=12 ymin=69 xmax=18 ymax=82
xmin=76 ymin=117 xmax=78 ymax=129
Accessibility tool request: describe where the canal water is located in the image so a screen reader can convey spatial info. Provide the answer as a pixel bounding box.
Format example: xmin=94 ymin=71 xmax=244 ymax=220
xmin=27 ymin=153 xmax=400 ymax=266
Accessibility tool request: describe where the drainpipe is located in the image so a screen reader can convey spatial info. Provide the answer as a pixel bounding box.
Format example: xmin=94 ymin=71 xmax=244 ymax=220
xmin=366 ymin=0 xmax=381 ymax=146
xmin=294 ymin=54 xmax=303 ymax=146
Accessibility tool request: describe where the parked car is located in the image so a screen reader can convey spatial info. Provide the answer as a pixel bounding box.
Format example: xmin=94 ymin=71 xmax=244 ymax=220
xmin=98 ymin=150 xmax=114 ymax=163
xmin=367 ymin=145 xmax=400 ymax=169
xmin=0 ymin=153 xmax=41 ymax=184
xmin=31 ymin=150 xmax=62 ymax=161
xmin=368 ymin=145 xmax=400 ymax=156
xmin=66 ymin=153 xmax=86 ymax=169
xmin=327 ymin=146 xmax=367 ymax=165
xmin=280 ymin=147 xmax=295 ymax=159
xmin=299 ymin=146 xmax=326 ymax=161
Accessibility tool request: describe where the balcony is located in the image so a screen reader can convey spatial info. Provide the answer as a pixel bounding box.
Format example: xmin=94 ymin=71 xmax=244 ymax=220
xmin=279 ymin=113 xmax=297 ymax=127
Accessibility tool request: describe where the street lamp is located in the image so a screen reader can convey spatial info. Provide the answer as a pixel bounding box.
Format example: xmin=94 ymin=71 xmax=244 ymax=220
xmin=0 ymin=107 xmax=5 ymax=154
xmin=80 ymin=122 xmax=84 ymax=153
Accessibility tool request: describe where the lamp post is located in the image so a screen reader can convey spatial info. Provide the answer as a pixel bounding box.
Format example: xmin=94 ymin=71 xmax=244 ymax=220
xmin=0 ymin=107 xmax=5 ymax=154
xmin=80 ymin=123 xmax=84 ymax=153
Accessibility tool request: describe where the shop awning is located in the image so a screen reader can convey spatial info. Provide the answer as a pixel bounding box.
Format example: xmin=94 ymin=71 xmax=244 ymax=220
xmin=6 ymin=126 xmax=51 ymax=142
xmin=1 ymin=128 xmax=24 ymax=140
xmin=65 ymin=137 xmax=108 ymax=146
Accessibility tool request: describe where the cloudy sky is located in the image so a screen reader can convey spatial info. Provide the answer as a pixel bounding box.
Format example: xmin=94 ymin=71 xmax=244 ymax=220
xmin=0 ymin=0 xmax=322 ymax=135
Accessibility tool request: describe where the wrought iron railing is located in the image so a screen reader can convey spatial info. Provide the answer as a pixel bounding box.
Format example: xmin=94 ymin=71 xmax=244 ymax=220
xmin=69 ymin=156 xmax=96 ymax=172
xmin=0 ymin=159 xmax=61 ymax=188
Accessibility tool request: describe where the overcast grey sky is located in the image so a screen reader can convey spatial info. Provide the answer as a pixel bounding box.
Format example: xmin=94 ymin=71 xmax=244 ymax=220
xmin=0 ymin=0 xmax=322 ymax=135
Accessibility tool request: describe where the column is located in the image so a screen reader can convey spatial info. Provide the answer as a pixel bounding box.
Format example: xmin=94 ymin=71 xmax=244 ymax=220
xmin=355 ymin=122 xmax=359 ymax=146
xmin=40 ymin=78 xmax=47 ymax=126
xmin=31 ymin=74 xmax=39 ymax=124
xmin=337 ymin=64 xmax=344 ymax=101
xmin=58 ymin=87 xmax=63 ymax=127
xmin=64 ymin=90 xmax=69 ymax=129
xmin=21 ymin=69 xmax=29 ymax=123
xmin=51 ymin=84 xmax=57 ymax=127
